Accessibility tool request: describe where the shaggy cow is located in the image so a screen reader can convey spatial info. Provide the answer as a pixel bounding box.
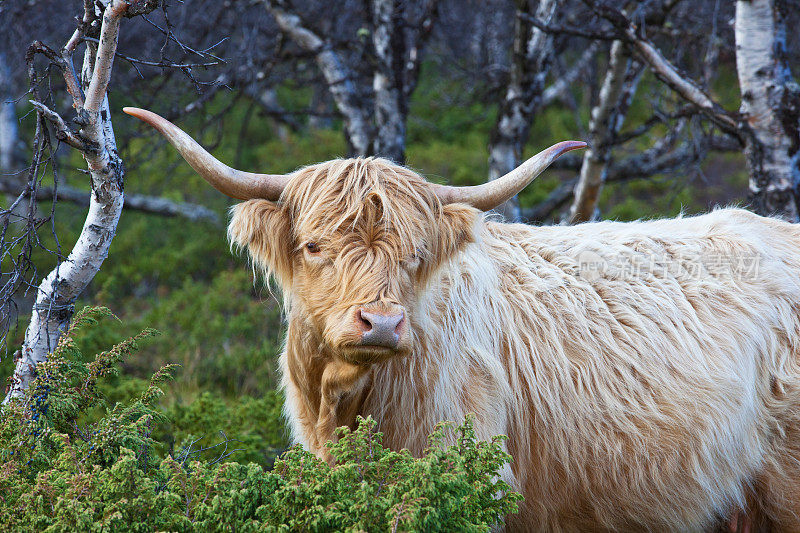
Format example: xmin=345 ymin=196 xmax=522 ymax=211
xmin=125 ymin=106 xmax=800 ymax=531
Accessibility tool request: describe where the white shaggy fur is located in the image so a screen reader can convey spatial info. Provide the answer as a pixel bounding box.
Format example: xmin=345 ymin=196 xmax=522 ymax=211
xmin=228 ymin=158 xmax=800 ymax=531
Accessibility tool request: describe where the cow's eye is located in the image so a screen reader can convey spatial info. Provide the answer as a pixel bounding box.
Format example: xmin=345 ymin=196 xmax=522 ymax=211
xmin=306 ymin=242 xmax=320 ymax=254
xmin=404 ymin=248 xmax=422 ymax=265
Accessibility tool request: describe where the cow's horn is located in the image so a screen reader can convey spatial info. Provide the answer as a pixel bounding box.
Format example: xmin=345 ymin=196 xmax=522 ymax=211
xmin=432 ymin=140 xmax=587 ymax=211
xmin=123 ymin=107 xmax=289 ymax=201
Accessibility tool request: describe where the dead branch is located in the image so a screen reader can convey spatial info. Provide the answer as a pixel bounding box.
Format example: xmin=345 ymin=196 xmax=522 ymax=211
xmin=541 ymin=42 xmax=600 ymax=108
xmin=28 ymin=100 xmax=91 ymax=152
xmin=0 ymin=179 xmax=219 ymax=224
xmin=579 ymin=0 xmax=740 ymax=137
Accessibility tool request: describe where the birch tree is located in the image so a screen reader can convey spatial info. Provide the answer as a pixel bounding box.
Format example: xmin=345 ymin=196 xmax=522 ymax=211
xmin=4 ymin=0 xmax=160 ymax=403
xmin=567 ymin=40 xmax=642 ymax=223
xmin=487 ymin=0 xmax=560 ymax=221
xmin=585 ymin=0 xmax=800 ymax=221
xmin=263 ymin=0 xmax=436 ymax=162
xmin=735 ymin=0 xmax=800 ymax=220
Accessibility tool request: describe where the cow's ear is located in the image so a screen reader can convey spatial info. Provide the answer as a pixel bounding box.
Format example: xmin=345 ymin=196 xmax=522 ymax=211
xmin=228 ymin=199 xmax=293 ymax=288
xmin=435 ymin=203 xmax=480 ymax=261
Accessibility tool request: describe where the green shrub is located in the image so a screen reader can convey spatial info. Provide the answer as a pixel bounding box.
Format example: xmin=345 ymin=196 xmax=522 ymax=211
xmin=0 ymin=308 xmax=521 ymax=532
xmin=159 ymin=390 xmax=287 ymax=466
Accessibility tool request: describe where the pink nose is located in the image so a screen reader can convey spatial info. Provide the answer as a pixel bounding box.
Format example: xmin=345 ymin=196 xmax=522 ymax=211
xmin=357 ymin=309 xmax=404 ymax=349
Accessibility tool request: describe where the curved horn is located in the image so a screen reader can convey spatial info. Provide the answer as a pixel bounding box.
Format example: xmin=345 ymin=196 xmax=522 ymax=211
xmin=432 ymin=140 xmax=587 ymax=211
xmin=122 ymin=107 xmax=289 ymax=201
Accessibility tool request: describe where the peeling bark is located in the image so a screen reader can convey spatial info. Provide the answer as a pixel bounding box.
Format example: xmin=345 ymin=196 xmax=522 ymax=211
xmin=488 ymin=0 xmax=560 ymax=222
xmin=735 ymin=0 xmax=800 ymax=220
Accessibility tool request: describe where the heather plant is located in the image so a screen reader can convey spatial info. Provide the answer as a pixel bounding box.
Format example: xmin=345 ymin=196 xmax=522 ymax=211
xmin=0 ymin=307 xmax=521 ymax=532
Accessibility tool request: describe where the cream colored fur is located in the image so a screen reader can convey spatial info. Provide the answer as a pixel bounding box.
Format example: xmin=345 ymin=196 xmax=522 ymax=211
xmin=228 ymin=157 xmax=800 ymax=532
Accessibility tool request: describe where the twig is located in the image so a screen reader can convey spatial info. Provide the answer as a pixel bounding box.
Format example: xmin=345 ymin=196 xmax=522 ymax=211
xmin=579 ymin=0 xmax=740 ymax=138
xmin=81 ymin=37 xmax=223 ymax=70
xmin=28 ymin=100 xmax=92 ymax=152
xmin=519 ymin=12 xmax=619 ymax=41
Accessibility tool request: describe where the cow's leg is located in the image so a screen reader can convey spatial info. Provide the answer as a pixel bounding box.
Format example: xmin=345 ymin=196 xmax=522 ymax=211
xmin=315 ymin=359 xmax=368 ymax=462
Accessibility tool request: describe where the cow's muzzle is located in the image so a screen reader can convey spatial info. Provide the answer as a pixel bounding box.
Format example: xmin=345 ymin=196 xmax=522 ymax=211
xmin=355 ymin=307 xmax=405 ymax=350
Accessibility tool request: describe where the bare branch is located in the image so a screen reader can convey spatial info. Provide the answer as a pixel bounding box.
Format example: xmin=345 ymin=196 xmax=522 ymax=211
xmin=520 ymin=178 xmax=577 ymax=223
xmin=519 ymin=10 xmax=617 ymax=40
xmin=0 ymin=179 xmax=220 ymax=224
xmin=581 ymin=0 xmax=740 ymax=137
xmin=83 ymin=0 xmax=129 ymax=113
xmin=28 ymin=100 xmax=91 ymax=152
xmin=81 ymin=36 xmax=223 ymax=70
xmin=523 ymin=127 xmax=734 ymax=224
xmin=541 ymin=42 xmax=600 ymax=108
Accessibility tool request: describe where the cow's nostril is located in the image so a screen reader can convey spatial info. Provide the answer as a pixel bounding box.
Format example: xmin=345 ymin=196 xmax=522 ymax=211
xmin=357 ymin=309 xmax=373 ymax=332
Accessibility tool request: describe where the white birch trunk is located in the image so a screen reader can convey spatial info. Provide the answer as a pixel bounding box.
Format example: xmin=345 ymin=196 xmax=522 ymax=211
xmin=568 ymin=41 xmax=640 ymax=223
xmin=488 ymin=0 xmax=559 ymax=222
xmin=372 ymin=0 xmax=406 ymax=163
xmin=735 ymin=0 xmax=800 ymax=220
xmin=267 ymin=4 xmax=374 ymax=156
xmin=4 ymin=1 xmax=133 ymax=404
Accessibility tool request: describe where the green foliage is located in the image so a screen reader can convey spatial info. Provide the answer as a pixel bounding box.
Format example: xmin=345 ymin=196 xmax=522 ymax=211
xmin=160 ymin=390 xmax=286 ymax=466
xmin=0 ymin=308 xmax=521 ymax=532
xmin=84 ymin=269 xmax=284 ymax=398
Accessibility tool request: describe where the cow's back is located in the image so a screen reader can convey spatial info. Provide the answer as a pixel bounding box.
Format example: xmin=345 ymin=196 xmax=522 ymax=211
xmin=489 ymin=208 xmax=800 ymax=530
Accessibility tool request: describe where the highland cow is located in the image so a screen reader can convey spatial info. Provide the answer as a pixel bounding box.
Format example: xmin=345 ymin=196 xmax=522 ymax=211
xmin=126 ymin=106 xmax=800 ymax=531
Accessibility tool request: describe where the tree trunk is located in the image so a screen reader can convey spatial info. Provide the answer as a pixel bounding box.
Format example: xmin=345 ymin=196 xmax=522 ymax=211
xmin=488 ymin=0 xmax=559 ymax=222
xmin=266 ymin=4 xmax=374 ymax=156
xmin=4 ymin=0 xmax=140 ymax=404
xmin=568 ymin=40 xmax=641 ymax=223
xmin=371 ymin=0 xmax=406 ymax=163
xmin=735 ymin=0 xmax=800 ymax=221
